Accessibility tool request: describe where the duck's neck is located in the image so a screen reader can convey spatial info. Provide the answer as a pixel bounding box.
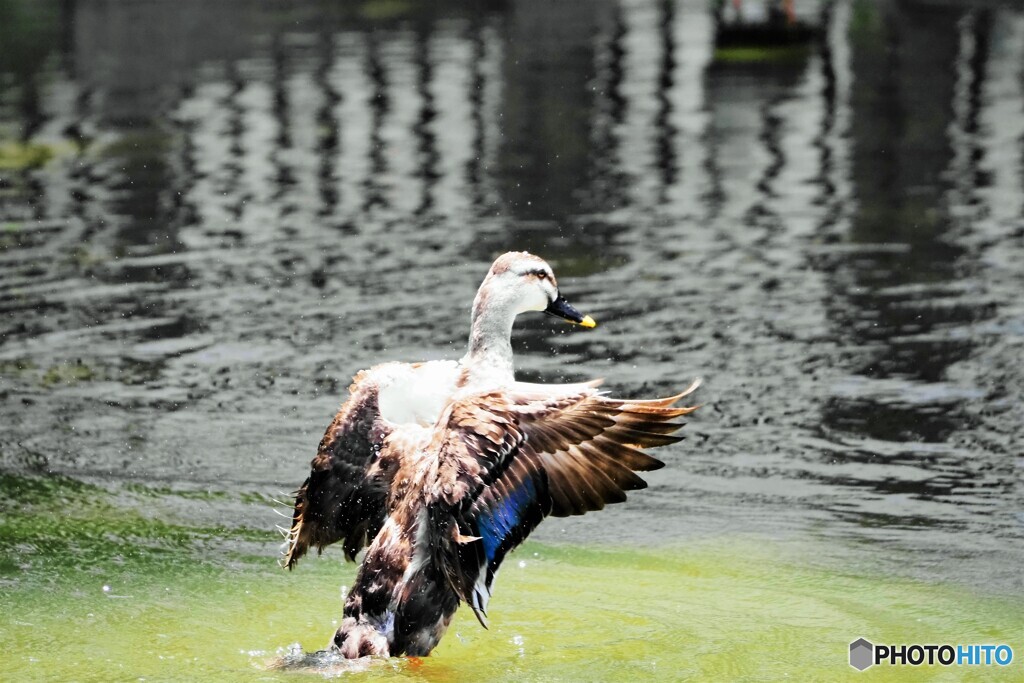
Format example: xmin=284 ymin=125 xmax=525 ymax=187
xmin=461 ymin=289 xmax=517 ymax=387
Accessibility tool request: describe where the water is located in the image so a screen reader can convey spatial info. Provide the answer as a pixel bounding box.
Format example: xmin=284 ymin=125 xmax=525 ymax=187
xmin=2 ymin=0 xmax=1023 ymax=678
xmin=3 ymin=475 xmax=1021 ymax=682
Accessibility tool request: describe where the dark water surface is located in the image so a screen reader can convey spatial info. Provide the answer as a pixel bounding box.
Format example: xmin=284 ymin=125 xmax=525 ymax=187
xmin=2 ymin=0 xmax=1024 ymax=673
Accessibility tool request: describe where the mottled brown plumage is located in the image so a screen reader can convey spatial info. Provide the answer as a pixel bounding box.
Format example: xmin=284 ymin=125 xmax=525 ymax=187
xmin=429 ymin=381 xmax=701 ymax=623
xmin=330 ymin=379 xmax=699 ymax=657
xmin=285 ymin=368 xmax=393 ymax=567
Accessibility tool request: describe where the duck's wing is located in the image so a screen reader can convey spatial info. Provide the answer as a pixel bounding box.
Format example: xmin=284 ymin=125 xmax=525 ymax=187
xmin=428 ymin=379 xmax=700 ymax=624
xmin=285 ymin=369 xmax=392 ymax=569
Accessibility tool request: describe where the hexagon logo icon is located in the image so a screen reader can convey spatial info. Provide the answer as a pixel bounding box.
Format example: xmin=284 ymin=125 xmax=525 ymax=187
xmin=850 ymin=638 xmax=874 ymax=671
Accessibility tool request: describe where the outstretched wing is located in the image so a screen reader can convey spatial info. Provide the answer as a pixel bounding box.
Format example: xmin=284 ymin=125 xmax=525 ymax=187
xmin=429 ymin=379 xmax=701 ymax=624
xmin=285 ymin=369 xmax=392 ymax=568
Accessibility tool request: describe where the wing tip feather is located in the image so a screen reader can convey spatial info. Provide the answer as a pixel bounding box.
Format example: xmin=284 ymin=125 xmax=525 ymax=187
xmin=624 ymin=378 xmax=702 ymax=407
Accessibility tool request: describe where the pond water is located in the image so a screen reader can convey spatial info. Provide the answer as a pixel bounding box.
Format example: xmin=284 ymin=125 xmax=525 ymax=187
xmin=1 ymin=0 xmax=1023 ymax=679
xmin=3 ymin=474 xmax=1022 ymax=681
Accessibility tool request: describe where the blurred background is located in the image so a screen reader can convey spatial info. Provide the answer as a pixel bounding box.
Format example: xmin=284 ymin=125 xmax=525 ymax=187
xmin=1 ymin=0 xmax=1023 ymax=626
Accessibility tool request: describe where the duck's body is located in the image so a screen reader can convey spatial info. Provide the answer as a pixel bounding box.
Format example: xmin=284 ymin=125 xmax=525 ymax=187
xmin=333 ymin=382 xmax=698 ymax=658
xmin=284 ymin=360 xmax=453 ymax=564
xmin=285 ymin=252 xmax=699 ymax=658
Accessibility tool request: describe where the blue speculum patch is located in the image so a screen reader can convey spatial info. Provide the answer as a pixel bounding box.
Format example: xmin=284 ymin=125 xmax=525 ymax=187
xmin=479 ymin=474 xmax=537 ymax=564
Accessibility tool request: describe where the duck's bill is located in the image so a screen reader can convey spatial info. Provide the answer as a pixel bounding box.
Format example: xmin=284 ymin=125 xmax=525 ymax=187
xmin=545 ymin=296 xmax=597 ymax=328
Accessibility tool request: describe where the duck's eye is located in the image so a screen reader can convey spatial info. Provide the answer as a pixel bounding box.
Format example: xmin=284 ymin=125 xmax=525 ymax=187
xmin=536 ymin=272 xmax=548 ymax=280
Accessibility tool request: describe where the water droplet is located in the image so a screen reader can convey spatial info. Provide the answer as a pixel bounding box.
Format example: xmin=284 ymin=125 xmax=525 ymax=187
xmin=102 ymin=584 xmax=111 ymax=593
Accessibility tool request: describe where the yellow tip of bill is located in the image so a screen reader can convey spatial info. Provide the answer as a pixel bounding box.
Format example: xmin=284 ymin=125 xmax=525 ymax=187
xmin=579 ymin=315 xmax=597 ymax=328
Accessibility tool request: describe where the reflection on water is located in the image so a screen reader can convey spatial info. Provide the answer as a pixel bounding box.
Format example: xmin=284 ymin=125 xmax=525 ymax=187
xmin=1 ymin=0 xmax=1023 ymax=598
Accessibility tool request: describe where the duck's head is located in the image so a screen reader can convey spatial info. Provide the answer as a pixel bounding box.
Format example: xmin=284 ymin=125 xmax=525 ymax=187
xmin=476 ymin=251 xmax=596 ymax=328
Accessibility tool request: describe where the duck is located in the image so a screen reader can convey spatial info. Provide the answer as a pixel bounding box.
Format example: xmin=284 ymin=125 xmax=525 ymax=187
xmin=284 ymin=252 xmax=597 ymax=566
xmin=284 ymin=251 xmax=700 ymax=658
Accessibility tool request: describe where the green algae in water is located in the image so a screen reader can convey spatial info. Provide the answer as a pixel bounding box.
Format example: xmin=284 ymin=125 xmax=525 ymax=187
xmin=713 ymin=45 xmax=812 ymax=64
xmin=0 ymin=357 xmax=36 ymax=375
xmin=1 ymin=476 xmax=1022 ymax=681
xmin=0 ymin=142 xmax=54 ymax=170
xmin=40 ymin=360 xmax=96 ymax=387
xmin=4 ymin=543 xmax=1023 ymax=682
xmin=358 ymin=0 xmax=415 ymax=21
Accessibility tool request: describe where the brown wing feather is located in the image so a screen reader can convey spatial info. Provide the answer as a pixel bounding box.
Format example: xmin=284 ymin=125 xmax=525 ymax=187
xmin=285 ymin=369 xmax=392 ymax=568
xmin=429 ymin=379 xmax=700 ymax=620
xmin=427 ymin=392 xmax=525 ymax=508
xmin=507 ymin=383 xmax=698 ymax=517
